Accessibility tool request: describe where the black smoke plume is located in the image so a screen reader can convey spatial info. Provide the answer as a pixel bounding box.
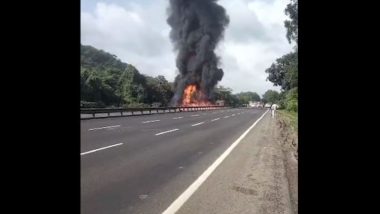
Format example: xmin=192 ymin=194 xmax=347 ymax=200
xmin=167 ymin=0 xmax=229 ymax=106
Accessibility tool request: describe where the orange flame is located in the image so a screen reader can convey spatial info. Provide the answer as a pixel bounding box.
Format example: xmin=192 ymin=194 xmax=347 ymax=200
xmin=181 ymin=84 xmax=213 ymax=106
xmin=182 ymin=84 xmax=197 ymax=105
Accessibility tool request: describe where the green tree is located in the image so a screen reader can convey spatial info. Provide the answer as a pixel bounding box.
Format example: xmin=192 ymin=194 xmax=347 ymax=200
xmin=120 ymin=64 xmax=148 ymax=105
xmin=262 ymin=90 xmax=280 ymax=104
xmin=80 ymin=67 xmax=119 ymax=106
xmin=80 ymin=45 xmax=177 ymax=108
xmin=265 ymin=51 xmax=298 ymax=91
xmin=235 ymin=92 xmax=261 ymax=105
xmin=81 ymin=45 xmax=128 ymax=71
xmin=284 ymin=0 xmax=298 ymax=45
xmin=214 ymin=86 xmax=239 ymax=107
xmin=145 ymin=75 xmax=174 ymax=106
xmin=284 ymin=87 xmax=298 ymax=112
xmin=81 ymin=45 xmax=150 ymax=107
xmin=264 ymin=0 xmax=298 ymax=112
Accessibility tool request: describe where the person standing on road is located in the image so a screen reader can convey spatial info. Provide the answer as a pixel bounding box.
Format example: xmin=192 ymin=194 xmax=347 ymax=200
xmin=271 ymin=104 xmax=277 ymax=118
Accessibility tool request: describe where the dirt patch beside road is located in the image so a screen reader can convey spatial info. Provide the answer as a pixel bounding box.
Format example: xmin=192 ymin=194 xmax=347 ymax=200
xmin=275 ymin=111 xmax=298 ymax=213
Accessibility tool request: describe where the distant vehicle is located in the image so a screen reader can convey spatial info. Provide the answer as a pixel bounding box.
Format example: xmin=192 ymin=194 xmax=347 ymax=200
xmin=264 ymin=103 xmax=272 ymax=108
xmin=249 ymin=101 xmax=264 ymax=108
xmin=215 ymin=100 xmax=225 ymax=106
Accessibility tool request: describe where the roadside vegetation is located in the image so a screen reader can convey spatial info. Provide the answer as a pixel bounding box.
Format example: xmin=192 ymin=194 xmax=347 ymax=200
xmin=265 ymin=0 xmax=298 ymax=116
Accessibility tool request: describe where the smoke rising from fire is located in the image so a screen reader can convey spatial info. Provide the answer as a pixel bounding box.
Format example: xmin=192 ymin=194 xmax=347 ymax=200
xmin=167 ymin=0 xmax=229 ymax=106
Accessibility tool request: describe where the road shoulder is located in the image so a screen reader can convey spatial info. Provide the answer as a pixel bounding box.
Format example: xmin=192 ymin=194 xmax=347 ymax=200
xmin=177 ymin=112 xmax=298 ymax=214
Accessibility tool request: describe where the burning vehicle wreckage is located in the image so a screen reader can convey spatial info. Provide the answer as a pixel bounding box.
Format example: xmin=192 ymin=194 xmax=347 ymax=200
xmin=167 ymin=0 xmax=229 ymax=107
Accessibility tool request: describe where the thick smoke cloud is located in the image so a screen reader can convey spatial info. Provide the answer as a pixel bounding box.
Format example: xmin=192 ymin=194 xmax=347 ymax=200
xmin=167 ymin=0 xmax=229 ymax=105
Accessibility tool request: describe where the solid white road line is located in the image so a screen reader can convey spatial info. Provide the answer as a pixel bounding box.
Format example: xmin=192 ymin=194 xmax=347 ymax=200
xmin=155 ymin=129 xmax=179 ymax=136
xmin=80 ymin=143 xmax=123 ymax=156
xmin=211 ymin=118 xmax=220 ymax=122
xmin=191 ymin=122 xmax=205 ymax=127
xmin=142 ymin=120 xmax=160 ymax=124
xmin=88 ymin=125 xmax=120 ymax=131
xmin=191 ymin=114 xmax=200 ymax=117
xmin=173 ymin=117 xmax=183 ymax=120
xmin=161 ymin=110 xmax=269 ymax=214
xmin=224 ymin=116 xmax=230 ymax=118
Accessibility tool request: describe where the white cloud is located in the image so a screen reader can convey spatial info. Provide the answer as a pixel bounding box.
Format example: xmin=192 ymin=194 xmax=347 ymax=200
xmin=81 ymin=1 xmax=176 ymax=79
xmin=81 ymin=0 xmax=293 ymax=95
xmin=217 ymin=0 xmax=292 ymax=94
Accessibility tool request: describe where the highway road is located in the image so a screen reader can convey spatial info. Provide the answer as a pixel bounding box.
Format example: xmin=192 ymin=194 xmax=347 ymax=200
xmin=81 ymin=107 xmax=267 ymax=214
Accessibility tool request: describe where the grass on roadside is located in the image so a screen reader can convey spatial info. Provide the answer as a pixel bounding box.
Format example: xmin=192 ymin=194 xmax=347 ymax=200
xmin=277 ymin=110 xmax=298 ymax=132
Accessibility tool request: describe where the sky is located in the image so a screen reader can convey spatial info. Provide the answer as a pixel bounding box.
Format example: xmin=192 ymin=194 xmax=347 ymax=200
xmin=81 ymin=0 xmax=293 ymax=96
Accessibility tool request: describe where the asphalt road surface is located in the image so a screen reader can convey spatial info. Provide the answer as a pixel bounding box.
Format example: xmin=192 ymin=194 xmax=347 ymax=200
xmin=81 ymin=108 xmax=267 ymax=214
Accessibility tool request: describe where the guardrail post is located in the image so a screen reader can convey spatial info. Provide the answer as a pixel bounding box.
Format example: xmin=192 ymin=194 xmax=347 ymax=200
xmin=121 ymin=111 xmax=123 ymax=116
xmin=92 ymin=113 xmax=95 ymax=118
xmin=108 ymin=112 xmax=110 ymax=117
